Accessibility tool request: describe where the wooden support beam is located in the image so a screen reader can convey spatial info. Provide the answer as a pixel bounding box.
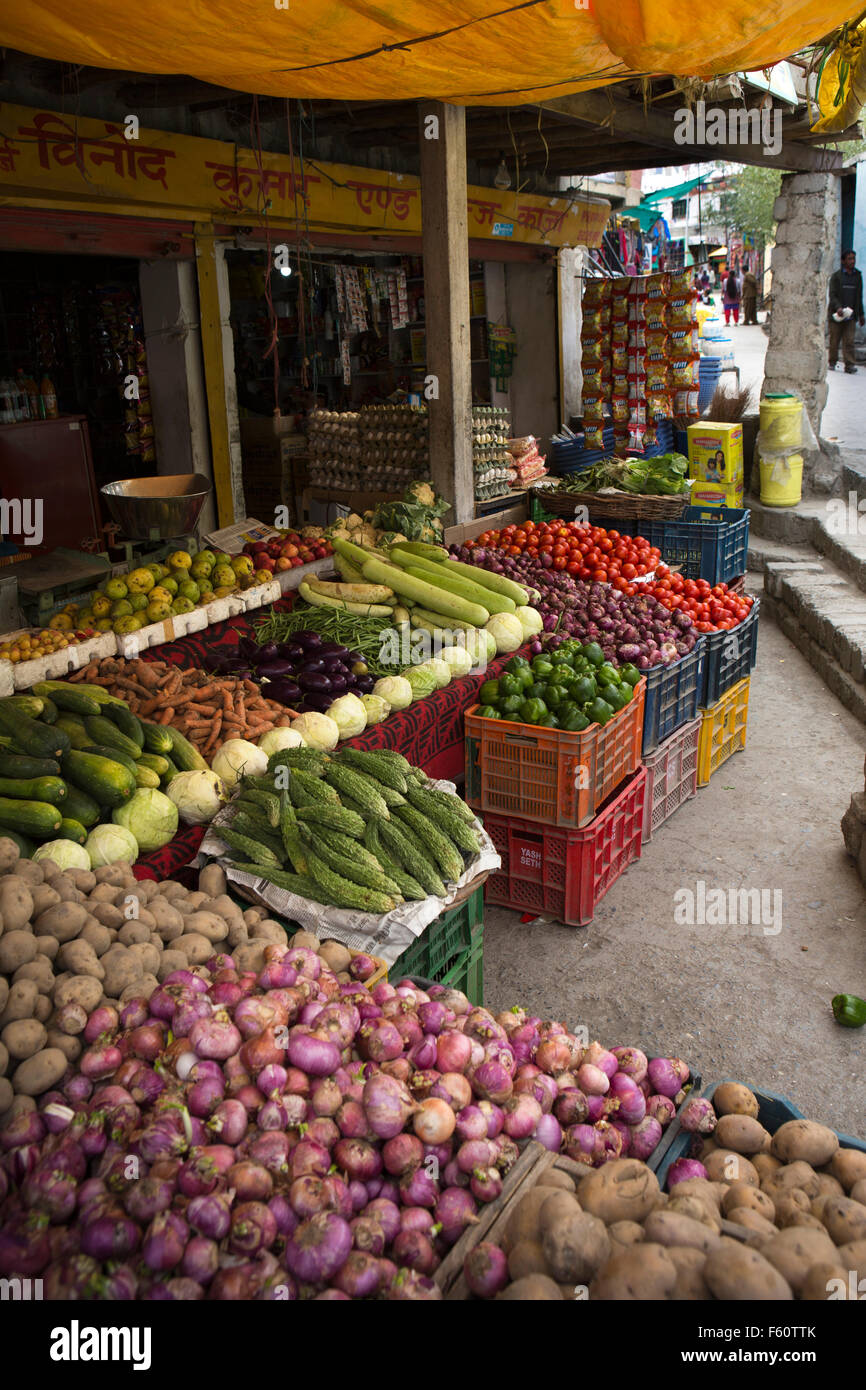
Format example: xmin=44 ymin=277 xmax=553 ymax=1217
xmin=193 ymin=224 xmax=244 ymax=528
xmin=418 ymin=102 xmax=474 ymax=527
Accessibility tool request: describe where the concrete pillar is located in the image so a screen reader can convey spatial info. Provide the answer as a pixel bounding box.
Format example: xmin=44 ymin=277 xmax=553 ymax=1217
xmin=763 ymin=171 xmax=838 ymax=441
xmin=139 ymin=260 xmax=216 ymax=536
xmin=558 ymin=246 xmax=584 ymax=426
xmin=418 ymin=102 xmax=474 ymax=524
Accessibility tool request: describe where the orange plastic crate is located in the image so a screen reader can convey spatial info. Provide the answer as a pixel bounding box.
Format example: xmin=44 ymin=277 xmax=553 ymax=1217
xmin=483 ymin=768 xmax=648 ymax=926
xmin=464 ymin=678 xmax=645 ymax=830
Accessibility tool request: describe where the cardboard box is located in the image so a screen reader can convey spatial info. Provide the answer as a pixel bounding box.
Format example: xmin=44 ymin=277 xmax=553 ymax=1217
xmin=444 ymin=502 xmax=528 ymax=546
xmin=689 ymin=480 xmax=744 ymax=508
xmin=687 ymin=423 xmax=744 ymax=496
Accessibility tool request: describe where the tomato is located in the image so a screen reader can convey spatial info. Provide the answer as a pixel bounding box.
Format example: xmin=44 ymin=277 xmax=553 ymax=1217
xmin=567 ymin=560 xmax=581 ymax=576
xmin=553 ymin=556 xmax=568 ymax=570
xmin=592 ymin=568 xmax=608 ymax=582
xmin=622 ymin=562 xmax=636 ymax=579
xmin=507 ymin=545 xmax=522 ymax=557
xmin=613 ymin=576 xmax=629 ymax=592
xmin=553 ymin=542 xmax=569 ymax=557
xmin=599 ymin=537 xmax=613 ymax=553
xmin=607 ymin=530 xmax=621 ymax=541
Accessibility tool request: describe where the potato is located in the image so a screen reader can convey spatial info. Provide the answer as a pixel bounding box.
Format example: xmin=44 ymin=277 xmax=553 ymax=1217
xmin=715 ymin=1114 xmax=771 ymax=1156
xmin=772 ymin=1120 xmax=839 ymax=1168
xmin=290 ymin=929 xmax=321 ymax=952
xmin=507 ymin=1240 xmax=549 ymax=1281
xmin=0 ymin=1075 xmax=12 ymax=1114
xmin=13 ymin=861 xmax=44 ymax=888
xmin=89 ymin=884 xmax=124 ymax=906
xmin=46 ymin=876 xmax=84 ymax=904
xmin=243 ymin=908 xmax=263 ymax=926
xmin=704 ymin=1149 xmax=759 ymax=1186
xmin=762 ymin=1161 xmax=820 ymax=1204
xmin=772 ymin=1190 xmax=812 ymax=1226
xmin=667 ymin=1246 xmax=712 ymax=1300
xmin=34 ymin=995 xmax=52 ymax=1023
xmin=667 ymin=1194 xmax=722 ymax=1230
xmin=591 ymin=1243 xmax=678 ymax=1300
xmin=2 ymin=1018 xmax=47 ymax=1060
xmin=127 ymin=942 xmax=161 ymax=977
xmin=249 ymin=920 xmax=286 ymax=944
xmin=46 ymin=1029 xmax=81 ymax=1062
xmin=199 ymin=863 xmax=227 ymax=898
xmin=799 ymin=1262 xmax=850 ymax=1301
xmin=156 ymin=949 xmax=188 ymax=982
xmin=752 ymin=1153 xmax=782 ymax=1181
xmin=0 ymin=878 xmax=36 ymax=931
xmin=644 ymin=1210 xmax=722 ymax=1254
xmin=828 ymin=1149 xmax=866 ymax=1193
xmin=727 ymin=1208 xmax=778 ymax=1239
xmin=721 ymin=1182 xmax=775 ymax=1221
xmin=208 ymin=895 xmax=245 ymax=927
xmin=672 ymin=1178 xmax=726 ymax=1211
xmin=711 ymin=1082 xmax=759 ymax=1118
xmin=318 ymin=940 xmax=352 ymax=973
xmin=87 ymin=902 xmax=123 ymax=930
xmin=543 ymin=1211 xmax=610 ymax=1282
xmin=0 ymin=929 xmax=38 ymax=974
xmin=536 ymin=1169 xmax=577 ymax=1193
xmin=35 ymin=902 xmax=88 ymax=943
xmin=851 ymin=1179 xmax=866 ymax=1208
xmin=147 ymin=898 xmax=184 ymax=941
xmin=703 ymin=1244 xmax=792 ymax=1300
xmin=0 ymin=979 xmax=7 ymax=1016
xmin=94 ymin=864 xmax=132 ymax=887
xmin=174 ymin=933 xmax=213 ymax=965
xmin=5 ymin=1093 xmax=37 ymax=1122
xmin=809 ymin=1172 xmax=844 ymax=1199
xmin=117 ymin=920 xmax=152 ymax=946
xmin=66 ymin=868 xmax=96 ymax=894
xmin=120 ymin=974 xmax=158 ymax=1003
xmin=813 ymin=1194 xmax=866 ymax=1246
xmin=607 ymin=1221 xmax=645 ymax=1254
xmin=497 ymin=1274 xmax=562 ymax=1300
xmin=761 ymin=1227 xmax=838 ymax=1294
xmin=52 ymin=974 xmax=103 ymax=1013
xmin=13 ymin=957 xmax=55 ymax=994
xmin=182 ymin=911 xmax=229 ymax=944
xmin=503 ymin=1188 xmax=557 ymax=1255
xmin=539 ymin=1189 xmax=581 ymax=1231
xmin=0 ymin=979 xmax=39 ymax=1026
xmin=13 ymin=1046 xmax=68 ymax=1095
xmin=0 ymin=837 xmax=21 ymax=874
xmin=58 ymin=939 xmax=104 ymax=975
xmin=836 ymin=1238 xmax=866 ymax=1279
xmin=79 ymin=923 xmax=112 ymax=958
xmin=578 ymin=1159 xmax=661 ymax=1225
xmin=160 ymin=883 xmax=188 ymax=904
xmin=0 ymin=1040 xmax=7 ymax=1075
xmin=30 ymin=885 xmax=61 ymax=918
xmin=99 ymin=952 xmax=142 ymax=999
xmin=180 ymin=891 xmax=208 ymax=913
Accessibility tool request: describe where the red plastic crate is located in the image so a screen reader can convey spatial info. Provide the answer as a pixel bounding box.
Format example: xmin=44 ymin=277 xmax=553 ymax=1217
xmin=483 ymin=767 xmax=647 ymax=926
xmin=641 ymin=718 xmax=700 ymax=843
xmin=464 ymin=679 xmax=645 ymax=831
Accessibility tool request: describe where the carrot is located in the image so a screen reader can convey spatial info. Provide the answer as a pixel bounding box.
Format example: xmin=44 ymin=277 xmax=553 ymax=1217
xmin=157 ymin=706 xmax=175 ymax=725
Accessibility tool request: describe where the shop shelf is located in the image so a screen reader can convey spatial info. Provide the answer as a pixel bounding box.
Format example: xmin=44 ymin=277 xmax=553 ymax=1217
xmin=653 ymin=1080 xmax=866 ymax=1191
xmin=389 ymin=882 xmax=484 ymax=988
xmin=697 ymin=677 xmax=750 ymax=786
xmin=642 ymin=717 xmax=700 ymax=843
xmin=701 ymin=599 xmax=760 ymax=705
xmin=638 ymin=506 xmax=750 ymax=585
xmin=642 ymin=639 xmax=706 ymax=755
xmin=465 ymin=680 xmax=645 ymax=831
xmin=483 ymin=767 xmax=647 ymax=926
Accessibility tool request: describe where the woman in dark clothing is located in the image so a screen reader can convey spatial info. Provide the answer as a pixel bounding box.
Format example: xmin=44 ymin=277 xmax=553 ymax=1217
xmin=723 ymin=272 xmax=740 ymax=326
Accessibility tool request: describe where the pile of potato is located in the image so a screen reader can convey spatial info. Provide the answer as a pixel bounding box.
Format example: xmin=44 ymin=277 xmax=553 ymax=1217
xmin=0 ymin=841 xmax=297 ymax=1124
xmin=488 ymin=1081 xmax=866 ymax=1300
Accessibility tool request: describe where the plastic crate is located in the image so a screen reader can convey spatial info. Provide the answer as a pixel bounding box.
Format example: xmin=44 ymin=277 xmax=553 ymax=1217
xmin=395 ymin=939 xmax=484 ymax=1005
xmin=654 ymin=1080 xmax=866 ymax=1190
xmin=389 ymin=883 xmax=484 ymax=983
xmin=701 ymin=599 xmax=760 ymax=705
xmin=697 ymin=677 xmax=750 ymax=785
xmin=642 ymin=717 xmax=700 ymax=843
xmin=642 ymin=639 xmax=706 ymax=755
xmin=465 ymin=679 xmax=645 ymax=831
xmin=638 ymin=506 xmax=750 ymax=585
xmin=483 ymin=767 xmax=647 ymax=926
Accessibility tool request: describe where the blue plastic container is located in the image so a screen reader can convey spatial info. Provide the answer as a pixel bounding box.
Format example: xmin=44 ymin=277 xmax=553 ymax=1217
xmin=642 ymin=639 xmax=707 ymax=755
xmin=639 ymin=506 xmax=750 ymax=585
xmin=701 ymin=599 xmax=760 ymax=705
xmin=698 ymin=357 xmax=722 ymax=412
xmin=654 ymin=1079 xmax=866 ymax=1190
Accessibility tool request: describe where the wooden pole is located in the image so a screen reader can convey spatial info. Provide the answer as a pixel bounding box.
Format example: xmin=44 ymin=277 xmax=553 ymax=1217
xmin=194 ymin=222 xmax=244 ymax=527
xmin=418 ymin=102 xmax=474 ymax=525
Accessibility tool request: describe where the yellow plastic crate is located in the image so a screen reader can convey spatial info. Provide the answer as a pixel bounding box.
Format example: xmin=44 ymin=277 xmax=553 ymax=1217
xmin=697 ymin=677 xmax=750 ymax=786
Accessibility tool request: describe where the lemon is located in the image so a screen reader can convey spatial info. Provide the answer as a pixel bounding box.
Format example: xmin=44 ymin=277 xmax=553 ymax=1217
xmin=48 ymin=613 xmax=73 ymax=631
xmin=110 ymin=599 xmax=133 ymax=619
xmin=128 ymin=594 xmax=149 ymax=613
xmin=231 ymin=555 xmax=254 ymax=577
xmin=213 ymin=564 xmax=235 ymax=589
xmin=171 ymin=596 xmax=195 ymax=615
xmin=113 ymin=615 xmax=142 ymax=635
xmin=95 ymin=618 xmax=114 ymax=632
xmin=149 ymin=585 xmax=173 ymax=605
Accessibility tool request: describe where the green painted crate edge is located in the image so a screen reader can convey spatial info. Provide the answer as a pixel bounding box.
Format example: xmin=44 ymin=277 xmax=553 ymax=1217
xmin=390 ymin=885 xmax=484 ymax=983
xmin=395 ymin=939 xmax=484 ymax=1006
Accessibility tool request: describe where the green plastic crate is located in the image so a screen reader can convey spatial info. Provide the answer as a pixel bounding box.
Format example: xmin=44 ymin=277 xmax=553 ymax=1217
xmin=390 ymin=884 xmax=484 ymax=985
xmin=395 ymin=940 xmax=484 ymax=1005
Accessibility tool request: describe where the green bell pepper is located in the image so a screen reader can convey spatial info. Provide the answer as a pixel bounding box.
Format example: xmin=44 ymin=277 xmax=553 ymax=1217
xmin=832 ymin=993 xmax=866 ymax=1027
xmin=505 ymin=655 xmax=530 ymax=675
xmin=543 ymin=684 xmax=570 ymax=710
xmin=477 ymin=703 xmax=502 ymax=720
xmin=500 ymin=694 xmax=524 ymax=717
xmin=597 ymin=663 xmax=622 ymax=688
xmin=587 ymin=697 xmax=615 ymax=726
xmin=559 ymin=707 xmax=590 ymax=732
xmin=530 ymin=657 xmax=555 ymax=679
xmin=498 ymin=672 xmax=523 ymax=699
xmin=570 ymin=675 xmax=597 ymax=705
xmin=619 ymin=662 xmax=642 ymax=687
xmin=479 ymin=679 xmax=500 ymax=705
xmin=519 ymin=697 xmax=548 ymax=725
xmin=582 ymin=642 xmax=605 ymax=668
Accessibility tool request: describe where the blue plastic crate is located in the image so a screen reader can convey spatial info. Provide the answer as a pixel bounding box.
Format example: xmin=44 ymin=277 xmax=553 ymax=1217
xmin=698 ymin=357 xmax=723 ymax=412
xmin=642 ymin=639 xmax=707 ymax=755
xmin=639 ymin=506 xmax=750 ymax=585
xmin=701 ymin=599 xmax=760 ymax=706
xmin=654 ymin=1079 xmax=866 ymax=1190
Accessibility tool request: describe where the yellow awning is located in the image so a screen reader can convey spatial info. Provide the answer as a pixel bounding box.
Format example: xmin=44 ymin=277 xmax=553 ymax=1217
xmin=0 ymin=1 xmax=858 ymax=105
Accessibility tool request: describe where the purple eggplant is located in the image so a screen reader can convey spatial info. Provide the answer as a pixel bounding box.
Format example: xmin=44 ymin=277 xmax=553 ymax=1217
xmin=279 ymin=644 xmax=306 ymax=662
xmin=238 ymin=638 xmax=259 ymax=660
xmin=258 ymin=660 xmax=297 ymax=680
xmin=329 ymin=675 xmax=348 ymax=693
xmin=355 ymin=674 xmax=375 ymax=694
xmin=300 ymin=694 xmax=334 ymax=714
xmin=296 ymin=632 xmax=324 ymax=650
xmin=264 ymin=680 xmax=302 ymax=706
xmin=319 ymin=643 xmax=351 ymax=660
xmin=298 ymin=671 xmax=333 ymax=693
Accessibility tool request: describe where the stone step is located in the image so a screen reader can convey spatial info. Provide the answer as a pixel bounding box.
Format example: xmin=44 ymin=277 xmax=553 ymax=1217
xmin=746 ymin=532 xmax=808 ymax=574
xmin=762 ymin=590 xmax=866 ymax=725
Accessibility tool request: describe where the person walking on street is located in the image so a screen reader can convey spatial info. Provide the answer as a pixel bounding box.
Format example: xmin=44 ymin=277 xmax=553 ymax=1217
xmin=722 ymin=271 xmax=740 ymax=326
xmin=742 ymin=270 xmax=759 ymax=325
xmin=829 ymin=250 xmax=865 ymax=373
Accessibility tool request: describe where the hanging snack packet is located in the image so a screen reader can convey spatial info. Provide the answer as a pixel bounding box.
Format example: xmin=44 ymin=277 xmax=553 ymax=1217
xmin=612 ymin=291 xmax=630 ymax=322
xmin=612 ymin=372 xmax=629 ymax=399
xmin=645 ymin=301 xmax=667 ymax=334
xmin=582 ymin=307 xmax=605 ymax=334
xmin=581 ymin=334 xmax=605 ymax=364
xmin=582 ymin=393 xmax=605 ymax=422
xmin=647 ymin=272 xmax=671 ymax=300
xmin=669 ymin=268 xmax=692 ymax=295
xmin=627 ymin=400 xmax=647 ymax=430
xmin=647 ymin=387 xmax=672 ymax=421
xmin=669 ymin=355 xmax=699 ymax=388
xmin=628 ymin=323 xmax=646 ymax=350
xmin=614 ymin=427 xmax=630 ymax=457
xmin=646 ymin=355 xmax=670 ymax=393
xmin=584 ymin=422 xmax=606 ymax=450
xmin=645 ymin=327 xmax=668 ymax=354
xmin=628 ymin=425 xmax=647 ymax=452
xmin=612 ymin=341 xmax=628 ymax=372
xmin=582 ymin=279 xmax=609 ymax=308
xmin=668 ymin=325 xmax=699 ymax=355
xmin=612 ymin=395 xmax=630 ymax=423
xmin=674 ymin=387 xmax=700 ymax=416
xmin=667 ymin=294 xmax=697 ymax=328
xmin=612 ymin=319 xmax=630 ymax=344
xmin=581 ymin=363 xmax=603 ymax=393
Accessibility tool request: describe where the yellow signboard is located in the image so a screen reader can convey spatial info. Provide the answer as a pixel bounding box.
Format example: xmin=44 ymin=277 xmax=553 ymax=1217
xmin=0 ymin=104 xmax=610 ymax=248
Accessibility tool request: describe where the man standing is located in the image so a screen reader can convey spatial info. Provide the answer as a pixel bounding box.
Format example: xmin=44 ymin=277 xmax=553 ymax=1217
xmin=742 ymin=269 xmax=759 ymax=325
xmin=828 ymin=249 xmax=865 ymax=373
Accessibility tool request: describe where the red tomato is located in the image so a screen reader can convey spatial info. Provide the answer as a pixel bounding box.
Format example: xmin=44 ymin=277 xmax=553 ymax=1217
xmin=622 ymin=562 xmax=636 ymax=579
xmin=592 ymin=568 xmax=608 ymax=582
xmin=553 ymin=556 xmax=568 ymax=570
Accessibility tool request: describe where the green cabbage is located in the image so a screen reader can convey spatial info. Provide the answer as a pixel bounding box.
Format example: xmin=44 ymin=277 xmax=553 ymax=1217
xmin=327 ymin=693 xmax=367 ymax=739
xmin=112 ymin=788 xmax=178 ymax=852
xmin=290 ymin=712 xmax=340 ymax=751
xmin=373 ymin=675 xmax=413 ymax=711
xmin=166 ymin=770 xmax=227 ymax=825
xmin=415 ymin=657 xmax=451 ymax=689
xmin=361 ymin=693 xmax=390 ymax=725
xmin=516 ymin=606 xmax=543 ymax=638
xmin=86 ymin=823 xmax=139 ymax=868
xmin=258 ymin=728 xmax=307 ymax=755
xmin=212 ymin=738 xmax=269 ymax=789
xmin=403 ymin=664 xmax=438 ymax=701
xmin=438 ymin=645 xmax=474 ymax=679
xmin=32 ymin=840 xmax=91 ymax=871
xmin=485 ymin=612 xmax=524 ymax=654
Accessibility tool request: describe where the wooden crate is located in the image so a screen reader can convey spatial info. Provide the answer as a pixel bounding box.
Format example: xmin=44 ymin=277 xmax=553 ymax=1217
xmin=435 ymin=1141 xmax=589 ymax=1299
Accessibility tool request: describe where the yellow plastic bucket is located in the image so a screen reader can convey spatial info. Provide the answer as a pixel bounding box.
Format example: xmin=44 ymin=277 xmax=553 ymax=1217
xmin=759 ymin=454 xmax=803 ymax=507
xmin=759 ymin=394 xmax=803 ymax=452
xmin=696 ymin=306 xmax=714 ymax=335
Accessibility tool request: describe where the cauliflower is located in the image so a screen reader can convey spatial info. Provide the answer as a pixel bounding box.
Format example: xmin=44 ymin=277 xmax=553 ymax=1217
xmin=406 ymin=481 xmax=436 ymax=507
xmin=346 ymin=513 xmax=363 ymax=530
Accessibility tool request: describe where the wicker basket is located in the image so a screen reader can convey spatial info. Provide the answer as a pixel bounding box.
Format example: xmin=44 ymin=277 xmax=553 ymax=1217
xmin=534 ymin=488 xmax=688 ymax=522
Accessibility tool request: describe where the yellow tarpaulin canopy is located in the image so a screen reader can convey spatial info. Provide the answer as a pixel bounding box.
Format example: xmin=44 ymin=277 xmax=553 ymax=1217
xmin=0 ymin=1 xmax=859 ymax=105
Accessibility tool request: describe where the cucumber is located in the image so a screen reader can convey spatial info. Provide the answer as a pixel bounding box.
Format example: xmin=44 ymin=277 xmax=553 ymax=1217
xmin=38 ymin=697 xmax=58 ymax=725
xmin=60 ymin=750 xmax=136 ymax=807
xmin=137 ymin=753 xmax=170 ymax=777
xmin=164 ymin=725 xmax=208 ymax=772
xmin=0 ymin=704 xmax=70 ymax=761
xmin=1 ymin=695 xmax=46 ymax=719
xmin=0 ymin=776 xmax=67 ymax=806
xmin=84 ymin=716 xmax=142 ymax=761
xmin=58 ymin=817 xmax=88 ymax=846
xmin=134 ymin=765 xmax=161 ymax=789
xmin=160 ymin=756 xmax=181 ymax=782
xmin=81 ymin=745 xmax=140 ymax=778
xmin=54 ymin=715 xmax=92 ymax=751
xmin=103 ymin=703 xmax=144 ymax=749
xmin=32 ymin=680 xmax=124 ymax=708
xmin=61 ymin=783 xmax=101 ymax=828
xmin=0 ymin=797 xmax=62 ymax=840
xmin=0 ymin=752 xmax=61 ymax=780
xmin=0 ymin=827 xmax=36 ymax=857
xmin=31 ymin=683 xmax=102 ymax=717
xmin=141 ymin=722 xmax=174 ymax=756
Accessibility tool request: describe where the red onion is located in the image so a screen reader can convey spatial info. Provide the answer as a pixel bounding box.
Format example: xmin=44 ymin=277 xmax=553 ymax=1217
xmin=609 ymin=1119 xmax=632 ymax=1155
xmin=391 ymin=1229 xmax=437 ymax=1275
xmin=455 ymin=1105 xmax=488 ymax=1142
xmin=187 ymin=1192 xmax=232 ymax=1239
xmin=229 ymin=1200 xmax=277 ymax=1256
xmin=173 ymin=996 xmax=213 ymax=1037
xmin=55 ymin=1002 xmax=88 ymax=1036
xmin=336 ymin=1100 xmax=369 ymax=1139
xmin=286 ymin=1212 xmax=352 ymax=1285
xmin=582 ymin=1041 xmax=618 ymax=1078
xmin=577 ymin=1062 xmax=610 ymax=1096
xmin=349 ymin=1217 xmax=385 ymax=1255
xmin=334 ymin=1138 xmax=382 ymax=1183
xmin=430 ymin=1072 xmax=472 ymax=1111
xmin=382 ymin=1133 xmax=423 ymax=1177
xmin=470 ymin=1060 xmax=513 ymax=1104
xmin=289 ymin=1139 xmax=330 ymax=1181
xmin=233 ymin=997 xmax=278 ymax=1039
xmin=667 ymin=1156 xmax=708 ymax=1189
xmin=332 ymin=1249 xmax=381 ymax=1298
xmin=503 ymin=1094 xmax=542 ymax=1140
xmin=181 ymin=1235 xmax=218 ymax=1285
xmin=478 ymin=1101 xmax=504 ymax=1138
xmin=408 ymin=1035 xmax=438 ymax=1070
xmin=612 ymin=1046 xmax=648 ymax=1083
xmin=628 ymin=1116 xmax=663 ymax=1161
xmin=363 ymin=1198 xmax=401 ymax=1242
xmin=534 ymin=1113 xmax=563 ymax=1152
xmin=680 ymin=1098 xmax=717 ymax=1134
xmin=434 ymin=1187 xmax=478 ymax=1244
xmin=647 ymin=1057 xmax=682 ymax=1098
xmin=227 ymin=1161 xmax=273 ymax=1201
xmin=409 ymin=1069 xmax=441 ymax=1100
xmin=464 ymin=1241 xmax=508 ymax=1298
xmin=188 ymin=1074 xmax=225 ymax=1119
xmin=248 ymin=1131 xmax=293 ymax=1173
xmin=207 ymin=1098 xmax=247 ymax=1145
xmin=189 ymin=1015 xmax=241 ymax=1061
xmin=286 ymin=946 xmax=321 ymax=979
xmin=565 ymin=1123 xmax=605 ymax=1165
xmin=399 ymin=1166 xmax=439 ymax=1209
xmin=457 ymin=1139 xmax=495 ymax=1174
xmin=512 ymin=1072 xmax=557 ymax=1113
xmin=380 ymin=1058 xmax=411 ymax=1083
xmin=585 ymin=1094 xmax=605 ymax=1122
xmin=358 ymin=1020 xmax=404 ymax=1063
xmin=119 ymin=999 xmax=149 ymax=1030
xmin=362 ymin=1074 xmax=415 ymax=1140
xmin=372 ymin=981 xmax=397 ymax=1005
xmin=470 ymin=1165 xmax=502 ymax=1203
xmin=80 ymin=1044 xmax=121 ymax=1081
xmin=646 ymin=1094 xmax=676 ymax=1128
xmin=269 ymin=1193 xmax=299 ymax=1236
xmin=435 ymin=1030 xmax=472 ymax=1074
xmin=535 ymin=1036 xmax=572 ymax=1075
